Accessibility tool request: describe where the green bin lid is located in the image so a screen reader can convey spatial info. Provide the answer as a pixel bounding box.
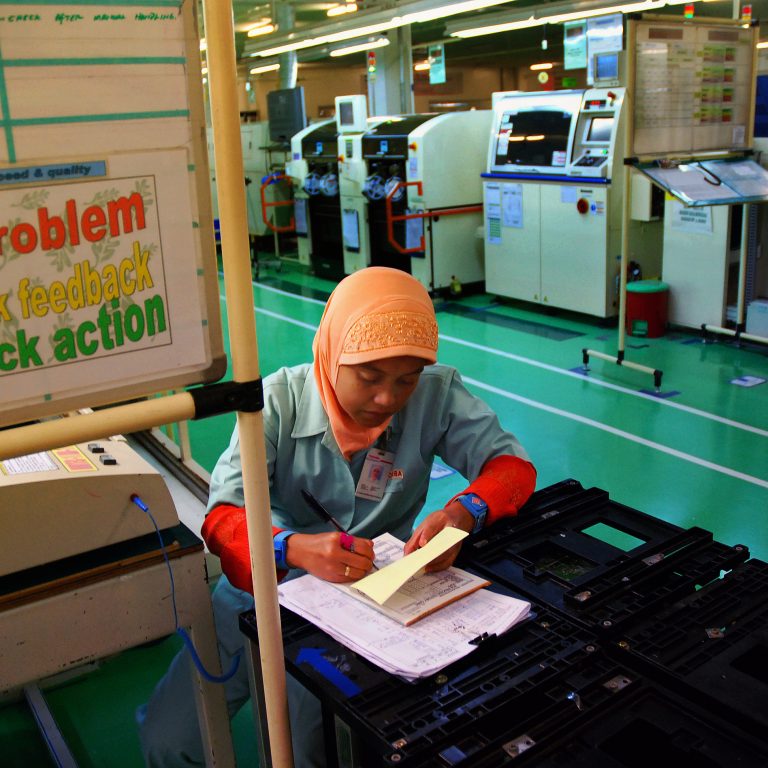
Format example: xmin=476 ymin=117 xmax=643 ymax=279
xmin=626 ymin=280 xmax=669 ymax=293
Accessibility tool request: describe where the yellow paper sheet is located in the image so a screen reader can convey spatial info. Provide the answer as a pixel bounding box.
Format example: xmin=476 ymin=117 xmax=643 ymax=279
xmin=352 ymin=527 xmax=468 ymax=605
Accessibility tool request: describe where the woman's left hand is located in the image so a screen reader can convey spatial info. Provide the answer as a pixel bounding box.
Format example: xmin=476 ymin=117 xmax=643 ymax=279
xmin=403 ymin=500 xmax=474 ymax=571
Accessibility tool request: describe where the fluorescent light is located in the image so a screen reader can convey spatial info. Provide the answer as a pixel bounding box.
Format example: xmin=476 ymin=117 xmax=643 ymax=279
xmin=247 ymin=22 xmax=276 ymax=37
xmin=449 ymin=0 xmax=695 ymax=38
xmin=414 ymin=60 xmax=431 ymax=71
xmin=329 ymin=37 xmax=390 ymax=56
xmin=255 ymin=21 xmax=400 ymax=57
xmin=758 ymin=41 xmax=768 ymax=48
xmin=327 ymin=3 xmax=358 ymax=17
xmin=247 ymin=0 xmax=521 ymax=57
xmin=530 ymin=62 xmax=553 ymax=70
xmin=250 ymin=63 xmax=280 ymax=74
xmin=402 ymin=0 xmax=512 ymax=24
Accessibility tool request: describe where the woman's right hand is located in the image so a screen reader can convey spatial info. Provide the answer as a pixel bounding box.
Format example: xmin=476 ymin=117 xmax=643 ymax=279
xmin=286 ymin=532 xmax=376 ymax=582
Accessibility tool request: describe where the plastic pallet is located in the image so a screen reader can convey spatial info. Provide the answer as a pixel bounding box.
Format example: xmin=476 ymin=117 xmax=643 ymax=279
xmin=461 ymin=481 xmax=749 ymax=635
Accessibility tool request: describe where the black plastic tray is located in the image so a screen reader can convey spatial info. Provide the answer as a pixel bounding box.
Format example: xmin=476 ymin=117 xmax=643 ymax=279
xmin=614 ymin=557 xmax=768 ymax=740
xmin=241 ymin=587 xmax=600 ymax=767
xmin=460 ymin=480 xmax=749 ymax=634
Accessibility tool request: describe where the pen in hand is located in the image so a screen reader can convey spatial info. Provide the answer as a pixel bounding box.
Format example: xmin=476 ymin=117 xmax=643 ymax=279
xmin=300 ymin=488 xmax=378 ymax=570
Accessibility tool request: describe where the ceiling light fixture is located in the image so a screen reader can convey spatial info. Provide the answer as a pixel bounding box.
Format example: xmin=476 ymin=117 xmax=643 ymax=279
xmin=414 ymin=60 xmax=431 ymax=70
xmin=248 ymin=0 xmax=518 ymax=57
xmin=448 ymin=0 xmax=694 ymax=38
xmin=529 ymin=62 xmax=553 ymax=70
xmin=327 ymin=3 xmax=359 ymax=17
xmin=247 ymin=22 xmax=277 ymax=37
xmin=249 ymin=63 xmax=281 ymax=74
xmin=330 ymin=37 xmax=391 ymax=56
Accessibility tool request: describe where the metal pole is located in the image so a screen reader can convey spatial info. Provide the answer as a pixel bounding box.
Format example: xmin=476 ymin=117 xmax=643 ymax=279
xmin=201 ymin=2 xmax=294 ymax=767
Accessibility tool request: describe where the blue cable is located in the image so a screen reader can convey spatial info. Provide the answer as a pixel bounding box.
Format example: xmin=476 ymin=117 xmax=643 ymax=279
xmin=130 ymin=494 xmax=241 ymax=684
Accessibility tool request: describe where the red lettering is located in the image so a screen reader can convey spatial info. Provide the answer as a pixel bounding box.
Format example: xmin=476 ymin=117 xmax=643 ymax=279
xmin=82 ymin=205 xmax=107 ymax=242
xmin=38 ymin=207 xmax=66 ymax=250
xmin=65 ymin=199 xmax=80 ymax=246
xmin=10 ymin=222 xmax=37 ymax=253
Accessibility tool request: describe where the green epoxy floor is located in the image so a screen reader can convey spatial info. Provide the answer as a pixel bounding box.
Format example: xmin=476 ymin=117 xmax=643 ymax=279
xmin=3 ymin=259 xmax=767 ymax=766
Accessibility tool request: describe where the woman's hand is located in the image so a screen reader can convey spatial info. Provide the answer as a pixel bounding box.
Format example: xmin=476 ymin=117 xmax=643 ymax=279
xmin=286 ymin=532 xmax=376 ymax=582
xmin=402 ymin=500 xmax=474 ymax=571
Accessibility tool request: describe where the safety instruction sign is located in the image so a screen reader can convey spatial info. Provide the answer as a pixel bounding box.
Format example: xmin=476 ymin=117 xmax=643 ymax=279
xmin=0 ymin=2 xmax=224 ymax=427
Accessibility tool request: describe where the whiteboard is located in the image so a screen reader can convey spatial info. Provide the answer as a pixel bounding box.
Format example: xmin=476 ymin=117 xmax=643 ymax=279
xmin=630 ymin=17 xmax=757 ymax=158
xmin=0 ymin=1 xmax=225 ymax=428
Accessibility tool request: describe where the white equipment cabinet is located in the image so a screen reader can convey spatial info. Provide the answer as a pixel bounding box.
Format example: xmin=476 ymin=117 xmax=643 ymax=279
xmin=286 ymin=119 xmax=339 ymax=275
xmin=483 ymin=89 xmax=662 ymax=318
xmin=353 ymin=110 xmax=491 ymax=292
xmin=661 ymin=203 xmax=740 ymax=328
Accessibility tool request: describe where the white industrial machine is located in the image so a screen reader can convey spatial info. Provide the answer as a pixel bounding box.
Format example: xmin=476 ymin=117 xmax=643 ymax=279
xmin=342 ymin=109 xmax=491 ymax=293
xmin=483 ymin=88 xmax=663 ymax=318
xmin=0 ymin=438 xmax=179 ymax=576
xmin=286 ymin=119 xmax=341 ymax=278
xmin=241 ymin=121 xmax=294 ymax=239
xmin=336 ymin=95 xmax=393 ymax=277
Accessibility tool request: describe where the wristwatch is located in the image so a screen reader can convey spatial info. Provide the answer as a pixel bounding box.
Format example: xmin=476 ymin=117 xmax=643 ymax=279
xmin=456 ymin=494 xmax=488 ymax=534
xmin=273 ymin=530 xmax=295 ymax=570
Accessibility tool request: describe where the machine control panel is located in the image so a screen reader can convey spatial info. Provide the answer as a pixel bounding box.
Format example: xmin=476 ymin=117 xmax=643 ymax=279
xmin=0 ymin=438 xmax=180 ymax=576
xmin=568 ymin=87 xmax=625 ymax=179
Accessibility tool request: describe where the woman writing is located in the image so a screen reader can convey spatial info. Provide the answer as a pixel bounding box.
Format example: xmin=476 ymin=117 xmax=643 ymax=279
xmin=138 ymin=266 xmax=536 ymax=767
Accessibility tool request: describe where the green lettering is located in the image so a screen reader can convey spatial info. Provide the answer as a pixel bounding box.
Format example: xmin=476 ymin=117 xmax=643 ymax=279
xmin=144 ymin=295 xmax=166 ymax=336
xmin=17 ymin=329 xmax=42 ymax=367
xmin=124 ymin=304 xmax=144 ymax=342
xmin=52 ymin=327 xmax=77 ymax=361
xmin=76 ymin=320 xmax=98 ymax=355
xmin=0 ymin=342 xmax=17 ymax=371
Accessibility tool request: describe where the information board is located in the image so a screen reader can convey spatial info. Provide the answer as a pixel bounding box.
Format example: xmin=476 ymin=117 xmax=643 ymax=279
xmin=0 ymin=1 xmax=225 ymax=428
xmin=630 ymin=17 xmax=757 ymax=158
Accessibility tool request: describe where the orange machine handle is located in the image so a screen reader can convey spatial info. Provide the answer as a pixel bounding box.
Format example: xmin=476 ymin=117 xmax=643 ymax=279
xmin=385 ymin=180 xmax=483 ymax=255
xmin=260 ymin=173 xmax=295 ymax=233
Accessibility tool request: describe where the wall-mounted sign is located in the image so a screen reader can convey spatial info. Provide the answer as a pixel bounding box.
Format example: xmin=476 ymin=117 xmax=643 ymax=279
xmin=428 ymin=44 xmax=446 ymax=85
xmin=0 ymin=2 xmax=224 ymax=428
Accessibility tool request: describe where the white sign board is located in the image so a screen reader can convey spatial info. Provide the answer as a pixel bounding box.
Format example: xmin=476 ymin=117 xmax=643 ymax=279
xmin=0 ymin=2 xmax=224 ymax=428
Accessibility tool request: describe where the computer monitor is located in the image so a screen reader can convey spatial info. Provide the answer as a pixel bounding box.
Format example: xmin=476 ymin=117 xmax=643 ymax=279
xmin=335 ymin=94 xmax=368 ymax=133
xmin=267 ymin=87 xmax=307 ymax=145
xmin=593 ymin=51 xmax=622 ymax=87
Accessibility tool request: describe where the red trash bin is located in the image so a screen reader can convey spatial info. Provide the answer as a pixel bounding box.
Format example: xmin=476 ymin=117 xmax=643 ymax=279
xmin=625 ymin=280 xmax=669 ymax=338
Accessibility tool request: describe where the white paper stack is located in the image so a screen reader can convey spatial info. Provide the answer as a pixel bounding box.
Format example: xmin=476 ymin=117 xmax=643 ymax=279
xmin=278 ymin=575 xmax=531 ymax=681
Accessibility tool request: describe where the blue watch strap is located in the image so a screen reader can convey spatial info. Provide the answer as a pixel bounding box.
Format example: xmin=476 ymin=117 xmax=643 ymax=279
xmin=456 ymin=494 xmax=488 ymax=534
xmin=273 ymin=530 xmax=295 ymax=570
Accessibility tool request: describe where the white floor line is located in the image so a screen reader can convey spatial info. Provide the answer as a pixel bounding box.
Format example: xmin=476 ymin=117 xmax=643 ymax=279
xmin=217 ymin=296 xmax=768 ymax=484
xmin=237 ymin=282 xmax=768 ymax=438
xmin=462 ymin=375 xmax=768 ymax=490
xmin=439 ymin=333 xmax=768 ymax=439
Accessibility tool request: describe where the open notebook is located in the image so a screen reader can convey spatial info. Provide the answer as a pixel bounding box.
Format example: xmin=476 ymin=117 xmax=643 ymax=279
xmin=333 ymin=529 xmax=491 ymax=626
xmin=277 ymin=530 xmax=531 ymax=679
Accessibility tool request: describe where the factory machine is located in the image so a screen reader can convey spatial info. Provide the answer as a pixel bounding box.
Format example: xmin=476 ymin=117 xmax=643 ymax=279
xmin=335 ymin=95 xmax=393 ymax=277
xmin=285 ymin=119 xmax=341 ymax=279
xmin=483 ymin=87 xmax=663 ymax=317
xmin=0 ymin=438 xmax=180 ymax=576
xmin=346 ymin=108 xmax=491 ymax=293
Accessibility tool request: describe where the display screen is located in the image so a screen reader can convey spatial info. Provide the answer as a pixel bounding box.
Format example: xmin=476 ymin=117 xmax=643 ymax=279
xmin=494 ymin=109 xmax=574 ymax=168
xmin=595 ymin=52 xmax=619 ymax=81
xmin=586 ymin=116 xmax=614 ymax=143
xmin=339 ymin=101 xmax=354 ymax=126
xmin=266 ymin=87 xmax=307 ymax=145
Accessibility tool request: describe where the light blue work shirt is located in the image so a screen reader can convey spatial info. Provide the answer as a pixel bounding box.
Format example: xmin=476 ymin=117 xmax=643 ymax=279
xmin=208 ymin=362 xmax=530 ymax=544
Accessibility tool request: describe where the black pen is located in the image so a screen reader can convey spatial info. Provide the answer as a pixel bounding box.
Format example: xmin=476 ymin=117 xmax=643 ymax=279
xmin=300 ymin=488 xmax=378 ymax=570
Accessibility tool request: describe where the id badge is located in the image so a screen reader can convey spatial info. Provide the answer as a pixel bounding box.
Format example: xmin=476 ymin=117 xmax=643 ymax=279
xmin=355 ymin=448 xmax=395 ymax=501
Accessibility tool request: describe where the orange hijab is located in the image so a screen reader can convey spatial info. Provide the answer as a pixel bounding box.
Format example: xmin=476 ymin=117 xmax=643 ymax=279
xmin=313 ymin=267 xmax=438 ymax=459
